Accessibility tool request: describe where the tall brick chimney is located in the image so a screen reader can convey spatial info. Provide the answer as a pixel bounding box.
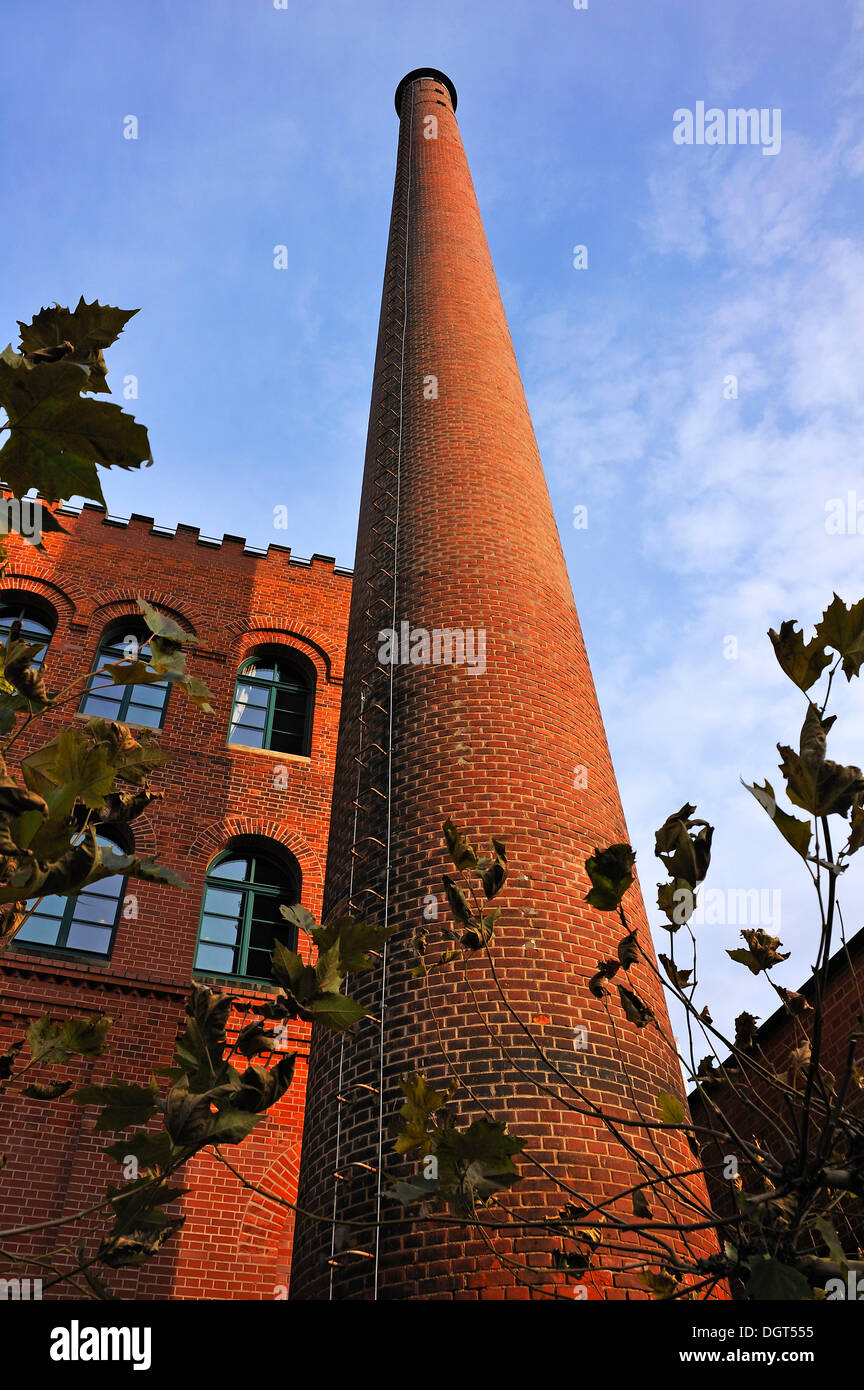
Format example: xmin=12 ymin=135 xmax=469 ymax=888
xmin=290 ymin=69 xmax=715 ymax=1300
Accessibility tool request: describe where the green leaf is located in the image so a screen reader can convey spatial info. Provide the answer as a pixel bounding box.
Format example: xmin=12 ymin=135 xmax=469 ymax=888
xmin=657 ymin=1092 xmax=686 ymax=1125
xmin=392 ymin=1072 xmax=451 ymax=1155
xmin=742 ymin=778 xmax=812 ymax=858
xmin=94 ymin=849 xmax=187 ymax=890
xmin=72 ymin=1074 xmax=159 ymax=1131
xmin=813 ymin=1218 xmax=849 ymax=1276
xmin=307 ymin=993 xmax=368 ymax=1031
xmin=279 ymin=902 xmax=318 ymax=936
xmin=481 ymin=840 xmax=507 ymax=901
xmin=137 ymin=598 xmax=197 ymax=644
xmin=442 ymin=872 xmax=473 ymax=924
xmin=637 ymin=1270 xmax=679 ymax=1299
xmin=305 ymin=915 xmax=397 ymax=972
xmin=176 ymin=675 xmax=214 ymax=712
xmin=0 ymin=345 xmax=150 ymax=501
xmin=207 ymin=1107 xmax=265 ymax=1144
xmin=584 ymin=843 xmax=635 ymax=911
xmin=103 ymin=661 xmax=167 ymax=687
xmin=443 ymin=818 xmax=477 ymax=871
xmin=745 ymin=1256 xmax=814 ymax=1301
xmin=61 ymin=1015 xmax=112 ymax=1058
xmin=768 ymin=620 xmax=831 ymax=692
xmin=385 ymin=1175 xmax=442 ymax=1206
xmin=314 ymin=942 xmax=343 ymax=995
xmin=17 ymin=298 xmax=138 ymax=394
xmin=25 ymin=1015 xmax=66 ymax=1064
xmin=104 ymin=1130 xmax=174 ymax=1176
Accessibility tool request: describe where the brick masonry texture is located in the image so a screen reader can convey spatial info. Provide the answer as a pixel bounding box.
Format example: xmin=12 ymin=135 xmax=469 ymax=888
xmin=0 ymin=506 xmax=351 ymax=1299
xmin=289 ymin=73 xmax=720 ymax=1300
xmin=690 ymin=927 xmax=864 ymax=1251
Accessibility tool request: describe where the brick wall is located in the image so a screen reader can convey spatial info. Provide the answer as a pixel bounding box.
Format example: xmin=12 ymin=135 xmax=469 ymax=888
xmin=0 ymin=504 xmax=351 ymax=1299
xmin=689 ymin=927 xmax=864 ymax=1264
xmin=290 ymin=71 xmax=720 ymax=1301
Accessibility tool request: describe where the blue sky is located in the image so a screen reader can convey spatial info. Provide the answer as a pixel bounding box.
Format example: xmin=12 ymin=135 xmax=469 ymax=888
xmin=3 ymin=0 xmax=864 ymax=1046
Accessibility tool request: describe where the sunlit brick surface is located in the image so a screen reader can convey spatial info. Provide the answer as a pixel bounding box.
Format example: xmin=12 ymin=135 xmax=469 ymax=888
xmin=0 ymin=509 xmax=350 ymax=1298
xmin=290 ymin=73 xmax=718 ymax=1300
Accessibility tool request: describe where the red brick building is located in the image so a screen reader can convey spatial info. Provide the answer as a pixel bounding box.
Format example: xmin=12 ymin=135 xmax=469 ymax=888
xmin=0 ymin=504 xmax=351 ymax=1298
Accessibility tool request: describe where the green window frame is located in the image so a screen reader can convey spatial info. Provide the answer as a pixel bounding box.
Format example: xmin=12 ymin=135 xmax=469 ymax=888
xmin=193 ymin=848 xmax=300 ymax=982
xmin=14 ymin=831 xmax=128 ymax=958
xmin=80 ymin=624 xmax=170 ymax=729
xmin=0 ymin=599 xmax=55 ymax=668
xmin=228 ymin=649 xmax=313 ymax=756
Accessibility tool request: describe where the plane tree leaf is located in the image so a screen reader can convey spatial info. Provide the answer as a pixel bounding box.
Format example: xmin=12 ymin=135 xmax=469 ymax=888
xmin=584 ymin=842 xmax=635 ymax=911
xmin=814 ymin=593 xmax=864 ymax=681
xmin=72 ymin=1074 xmax=160 ymax=1132
xmin=768 ymin=620 xmax=831 ymax=692
xmin=742 ymin=778 xmax=812 ymax=858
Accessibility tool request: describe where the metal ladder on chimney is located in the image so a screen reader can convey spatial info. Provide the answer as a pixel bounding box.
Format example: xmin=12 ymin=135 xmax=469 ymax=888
xmin=327 ymin=81 xmax=416 ymax=1301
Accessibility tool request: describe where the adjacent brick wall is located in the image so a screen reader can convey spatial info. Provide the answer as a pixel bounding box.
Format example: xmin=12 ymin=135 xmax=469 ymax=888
xmin=689 ymin=927 xmax=864 ymax=1264
xmin=0 ymin=506 xmax=351 ymax=1299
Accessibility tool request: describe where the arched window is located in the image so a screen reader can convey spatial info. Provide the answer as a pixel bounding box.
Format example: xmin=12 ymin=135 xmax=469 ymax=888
xmin=194 ymin=845 xmax=300 ymax=981
xmin=80 ymin=621 xmax=170 ymax=728
xmin=229 ymin=648 xmax=314 ymax=756
xmin=15 ymin=830 xmax=128 ymax=956
xmin=0 ymin=597 xmax=56 ymax=667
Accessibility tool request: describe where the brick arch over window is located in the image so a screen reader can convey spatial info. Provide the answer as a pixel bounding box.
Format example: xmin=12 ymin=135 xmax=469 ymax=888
xmin=88 ymin=592 xmax=200 ymax=636
xmin=0 ymin=571 xmax=79 ymax=622
xmin=236 ymin=1141 xmax=302 ymax=1294
xmin=186 ymin=816 xmax=323 ymax=886
xmin=122 ymin=811 xmax=157 ymax=858
xmin=226 ymin=614 xmax=343 ymax=681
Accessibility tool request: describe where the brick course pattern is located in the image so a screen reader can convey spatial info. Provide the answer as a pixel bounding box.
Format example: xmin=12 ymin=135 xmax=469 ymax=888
xmin=290 ymin=71 xmax=719 ymax=1300
xmin=0 ymin=506 xmax=350 ymax=1299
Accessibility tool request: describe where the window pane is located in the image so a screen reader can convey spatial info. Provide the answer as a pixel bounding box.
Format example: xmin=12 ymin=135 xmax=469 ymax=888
xmin=230 ymin=704 xmax=266 ymax=734
xmin=0 ymin=607 xmax=53 ymax=668
xmin=270 ymin=727 xmax=304 ymax=755
xmin=199 ymin=914 xmax=240 ymax=945
xmin=126 ymin=702 xmax=164 ymax=729
xmin=70 ymin=890 xmax=119 ymax=927
xmin=243 ymin=947 xmax=275 ymax=981
xmin=210 ymin=856 xmax=251 ymax=883
xmin=251 ymin=858 xmax=292 ymax=891
xmin=16 ymin=913 xmax=62 ymax=947
xmin=234 ymin=682 xmax=269 ymax=708
xmin=242 ymin=662 xmax=277 ymax=682
xmin=65 ymin=921 xmax=113 ymax=954
xmin=81 ymin=692 xmax=124 ymax=718
xmin=195 ymin=942 xmax=237 ymax=974
xmin=274 ymin=658 xmax=307 ymax=688
xmin=129 ymin=681 xmax=168 ymax=708
xmin=202 ymin=887 xmax=243 ymax=918
xmin=230 ymin=723 xmax=265 ymax=749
